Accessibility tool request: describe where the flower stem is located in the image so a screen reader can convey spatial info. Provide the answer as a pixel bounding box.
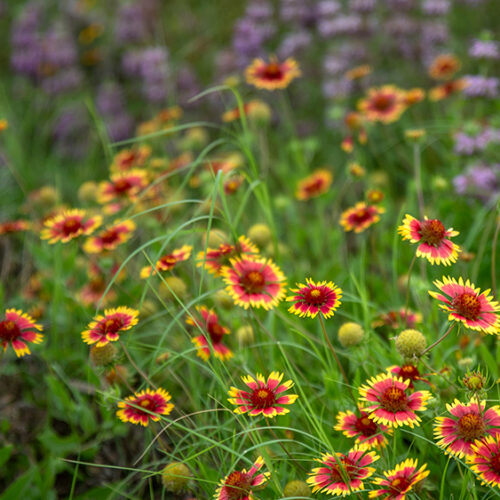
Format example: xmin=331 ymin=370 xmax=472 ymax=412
xmin=403 ymin=253 xmax=417 ymax=328
xmin=491 ymin=215 xmax=500 ymax=298
xmin=421 ymin=324 xmax=455 ymax=356
xmin=265 ymin=419 xmax=307 ymax=472
xmin=413 ymin=143 xmax=425 ymax=217
xmin=120 ymin=340 xmax=156 ymax=388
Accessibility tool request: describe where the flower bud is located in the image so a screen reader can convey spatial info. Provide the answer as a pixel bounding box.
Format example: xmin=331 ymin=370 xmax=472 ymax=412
xmin=338 ymin=322 xmax=364 ymax=347
xmin=395 ymin=329 xmax=427 ymax=359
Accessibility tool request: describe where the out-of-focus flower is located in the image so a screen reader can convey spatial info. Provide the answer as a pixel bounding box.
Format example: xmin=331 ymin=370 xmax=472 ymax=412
xmin=141 ymin=245 xmax=192 ymax=278
xmin=295 ymin=169 xmax=333 ymax=200
xmin=41 ymin=209 xmax=102 ymax=244
xmin=358 ymin=85 xmax=407 ymax=124
xmin=245 ymin=56 xmax=301 ymax=90
xmin=81 ymin=307 xmax=139 ymax=346
xmin=469 ymin=39 xmax=499 ymax=60
xmin=463 ymin=76 xmax=499 ymax=98
xmin=340 ymin=202 xmax=384 ymax=233
xmin=0 ymin=309 xmax=43 ymax=357
xmin=83 ymin=220 xmax=136 ymax=254
xmin=429 ymin=79 xmax=468 ymax=101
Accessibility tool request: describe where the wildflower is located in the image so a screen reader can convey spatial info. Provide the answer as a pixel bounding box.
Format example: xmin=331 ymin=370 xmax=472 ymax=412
xmin=404 ymin=88 xmax=425 ymax=106
xmin=434 ymin=399 xmax=500 ymax=458
xmin=0 ymin=309 xmax=43 ymax=357
xmin=338 ymin=322 xmax=364 ymax=347
xmin=224 ymin=175 xmax=244 ymax=195
xmin=398 ymin=214 xmax=461 ymax=265
xmin=97 ymin=169 xmax=148 ymax=204
xmin=222 ymin=256 xmax=286 ymax=310
xmin=348 ymin=162 xmax=366 ymax=178
xmin=428 ymin=54 xmax=461 ymax=80
xmin=206 ymin=153 xmax=243 ymax=175
xmin=340 ymin=202 xmax=384 ymax=233
xmin=117 ymin=387 xmax=174 ymax=426
xmin=247 ymin=223 xmax=272 ymax=248
xmin=283 ymin=480 xmax=311 ymax=497
xmin=141 ymin=245 xmax=192 ymax=278
xmin=81 ymin=307 xmax=139 ymax=346
xmin=462 ymin=370 xmax=487 ymax=392
xmin=41 ymin=209 xmax=102 ymax=244
xmin=83 ymin=219 xmax=136 ymax=254
xmin=161 ymin=462 xmax=192 ymax=493
xmin=369 ymin=458 xmax=429 ymax=499
xmin=295 ymin=169 xmax=333 ymax=201
xmin=341 ymin=136 xmax=354 ymax=153
xmin=429 ymin=277 xmax=500 ymax=334
xmin=345 ymin=64 xmax=371 ymax=81
xmin=359 ymin=374 xmax=431 ymax=428
xmin=366 ymin=189 xmax=384 ymax=204
xmin=89 ymin=343 xmax=117 ymax=366
xmin=335 ymin=406 xmax=391 ymax=449
xmin=222 ymin=99 xmax=271 ymax=123
xmin=111 ymin=145 xmax=151 ymax=172
xmin=429 ymin=79 xmax=468 ymax=101
xmin=467 ymin=435 xmax=500 ymax=488
xmin=395 ymin=329 xmax=427 ymax=359
xmin=228 ymin=372 xmax=298 ymax=418
xmin=358 ymin=85 xmax=407 ymax=124
xmin=215 ymin=456 xmax=270 ymax=500
xmin=287 ymin=279 xmax=342 ymax=319
xmin=236 ymin=325 xmax=254 ymax=345
xmin=0 ymin=219 xmax=30 ymax=235
xmin=0 ymin=119 xmax=8 ymax=131
xmin=186 ymin=306 xmax=232 ymax=361
xmin=404 ymin=128 xmax=426 ymax=141
xmin=372 ymin=309 xmax=422 ymax=331
xmin=307 ymin=449 xmax=379 ymax=497
xmin=387 ymin=364 xmax=431 ymax=390
xmin=245 ymin=56 xmax=301 ymax=90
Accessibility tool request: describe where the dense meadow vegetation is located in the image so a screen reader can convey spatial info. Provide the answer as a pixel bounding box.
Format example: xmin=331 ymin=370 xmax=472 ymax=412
xmin=1 ymin=0 xmax=500 ymax=498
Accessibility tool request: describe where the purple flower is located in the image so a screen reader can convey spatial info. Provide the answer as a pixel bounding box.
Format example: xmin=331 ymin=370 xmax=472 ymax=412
xmin=422 ymin=0 xmax=450 ymax=15
xmin=454 ymin=132 xmax=477 ymax=156
xmin=463 ymin=76 xmax=499 ymax=98
xmin=469 ymin=39 xmax=499 ymax=60
xmin=453 ymin=164 xmax=500 ymax=202
xmin=278 ymin=31 xmax=312 ymax=58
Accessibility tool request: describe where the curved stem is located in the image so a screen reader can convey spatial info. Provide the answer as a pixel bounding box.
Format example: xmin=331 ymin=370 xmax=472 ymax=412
xmin=421 ymin=323 xmax=455 ymax=356
xmin=403 ymin=254 xmax=417 ymax=328
xmin=265 ymin=419 xmax=307 ymax=472
xmin=120 ymin=340 xmax=156 ymax=388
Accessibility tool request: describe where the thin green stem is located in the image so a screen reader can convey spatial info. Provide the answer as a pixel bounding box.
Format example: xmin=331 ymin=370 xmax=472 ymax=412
xmin=403 ymin=253 xmax=418 ymax=328
xmin=491 ymin=215 xmax=499 ymax=298
xmin=413 ymin=143 xmax=425 ymax=217
xmin=265 ymin=420 xmax=307 ymax=472
xmin=120 ymin=340 xmax=156 ymax=388
xmin=421 ymin=323 xmax=455 ymax=356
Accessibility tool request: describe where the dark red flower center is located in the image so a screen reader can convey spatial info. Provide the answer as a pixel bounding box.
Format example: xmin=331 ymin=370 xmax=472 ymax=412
xmin=120 ymin=152 xmax=136 ymax=168
xmin=350 ymin=208 xmax=373 ymax=226
xmin=133 ymin=395 xmax=161 ymax=416
xmin=100 ymin=229 xmax=121 ymax=246
xmin=419 ymin=219 xmax=445 ymax=246
xmin=113 ymin=178 xmax=133 ymax=193
xmin=62 ymin=217 xmax=83 ymax=236
xmin=304 ymin=178 xmax=325 ymax=195
xmin=457 ymin=412 xmax=485 ymax=440
xmin=329 ymin=457 xmax=357 ymax=482
xmin=355 ymin=415 xmax=378 ymax=437
xmin=0 ymin=320 xmax=21 ymax=341
xmin=103 ymin=317 xmax=124 ymax=334
xmin=250 ymin=387 xmax=276 ymax=409
xmin=225 ymin=470 xmax=252 ymax=500
xmin=304 ymin=287 xmax=327 ymax=305
xmin=262 ymin=62 xmax=283 ymax=80
xmin=207 ymin=321 xmax=225 ymax=344
xmin=242 ymin=271 xmax=266 ymax=293
xmin=389 ymin=475 xmax=410 ymax=493
xmin=159 ymin=255 xmax=177 ymax=269
xmin=490 ymin=453 xmax=500 ymax=474
xmin=372 ymin=94 xmax=395 ymax=112
xmin=399 ymin=364 xmax=420 ymax=381
xmin=381 ymin=387 xmax=408 ymax=412
xmin=451 ymin=293 xmax=481 ymax=321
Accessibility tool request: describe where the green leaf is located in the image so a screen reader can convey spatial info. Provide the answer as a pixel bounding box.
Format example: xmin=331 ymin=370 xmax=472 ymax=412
xmin=0 ymin=444 xmax=13 ymax=467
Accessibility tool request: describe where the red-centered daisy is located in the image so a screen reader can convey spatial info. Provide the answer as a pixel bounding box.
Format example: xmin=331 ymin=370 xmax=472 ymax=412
xmin=83 ymin=219 xmax=136 ymax=254
xmin=295 ymin=169 xmax=333 ymax=201
xmin=140 ymin=245 xmax=192 ymax=279
xmin=186 ymin=306 xmax=232 ymax=361
xmin=228 ymin=372 xmax=298 ymax=418
xmin=429 ymin=277 xmax=500 ymax=334
xmin=97 ymin=169 xmax=148 ymax=204
xmin=334 ymin=406 xmax=391 ymax=450
xmin=111 ymin=145 xmax=151 ymax=172
xmin=340 ymin=202 xmax=384 ymax=233
xmin=0 ymin=219 xmax=30 ymax=235
xmin=214 ymin=456 xmax=270 ymax=500
xmin=358 ymin=374 xmax=431 ymax=428
xmin=358 ymin=85 xmax=407 ymax=124
xmin=286 ymin=279 xmax=342 ymax=319
xmin=387 ymin=364 xmax=431 ymax=390
xmin=41 ymin=209 xmax=102 ymax=244
xmin=245 ymin=56 xmax=301 ymax=90
xmin=81 ymin=307 xmax=139 ymax=346
xmin=0 ymin=309 xmax=43 ymax=357
xmin=434 ymin=399 xmax=500 ymax=459
xmin=369 ymin=458 xmax=429 ymax=499
xmin=307 ymin=449 xmax=379 ymax=497
xmin=428 ymin=54 xmax=461 ymax=81
xmin=429 ymin=79 xmax=468 ymax=101
xmin=468 ymin=435 xmax=500 ymax=488
xmin=116 ymin=387 xmax=174 ymax=426
xmin=222 ymin=256 xmax=286 ymax=310
xmin=398 ymin=214 xmax=461 ymax=266
xmin=197 ymin=236 xmax=259 ymax=276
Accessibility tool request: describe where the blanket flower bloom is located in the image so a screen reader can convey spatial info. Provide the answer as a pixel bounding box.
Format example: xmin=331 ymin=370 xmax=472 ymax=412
xmin=83 ymin=219 xmax=136 ymax=254
xmin=428 ymin=54 xmax=461 ymax=80
xmin=117 ymin=387 xmax=174 ymax=426
xmin=141 ymin=245 xmax=192 ymax=278
xmin=41 ymin=209 xmax=102 ymax=244
xmin=358 ymin=85 xmax=407 ymax=123
xmin=0 ymin=309 xmax=43 ymax=357
xmin=245 ymin=56 xmax=301 ymax=90
xmin=97 ymin=169 xmax=148 ymax=204
xmin=81 ymin=307 xmax=139 ymax=346
xmin=295 ymin=169 xmax=333 ymax=201
xmin=340 ymin=202 xmax=384 ymax=233
xmin=287 ymin=279 xmax=342 ymax=319
xmin=467 ymin=435 xmax=500 ymax=488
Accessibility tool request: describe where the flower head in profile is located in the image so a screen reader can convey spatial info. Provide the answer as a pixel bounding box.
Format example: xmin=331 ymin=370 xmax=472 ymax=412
xmin=117 ymin=387 xmax=174 ymax=426
xmin=0 ymin=309 xmax=43 ymax=357
xmin=245 ymin=56 xmax=301 ymax=90
xmin=358 ymin=85 xmax=407 ymax=124
xmin=307 ymin=449 xmax=379 ymax=497
xmin=428 ymin=54 xmax=461 ymax=80
xmin=97 ymin=169 xmax=148 ymax=204
xmin=141 ymin=245 xmax=192 ymax=278
xmin=429 ymin=277 xmax=499 ymax=334
xmin=340 ymin=202 xmax=384 ymax=233
xmin=369 ymin=458 xmax=429 ymax=499
xmin=83 ymin=220 xmax=136 ymax=254
xmin=387 ymin=364 xmax=431 ymax=390
xmin=186 ymin=306 xmax=232 ymax=361
xmin=81 ymin=307 xmax=139 ymax=346
xmin=221 ymin=256 xmax=286 ymax=310
xmin=228 ymin=372 xmax=298 ymax=418
xmin=295 ymin=169 xmax=333 ymax=201
xmin=335 ymin=406 xmax=391 ymax=450
xmin=372 ymin=309 xmax=422 ymax=331
xmin=222 ymin=99 xmax=270 ymax=123
xmin=41 ymin=209 xmax=102 ymax=244
xmin=287 ymin=279 xmax=342 ymax=319
xmin=358 ymin=374 xmax=431 ymax=428
xmin=434 ymin=399 xmax=500 ymax=459
xmin=467 ymin=435 xmax=500 ymax=488
xmin=404 ymin=88 xmax=425 ymax=106
xmin=0 ymin=219 xmax=31 ymax=235
xmin=429 ymin=79 xmax=468 ymax=101
xmin=398 ymin=214 xmax=461 ymax=265
xmin=214 ymin=456 xmax=270 ymax=500
xmin=111 ymin=145 xmax=151 ymax=173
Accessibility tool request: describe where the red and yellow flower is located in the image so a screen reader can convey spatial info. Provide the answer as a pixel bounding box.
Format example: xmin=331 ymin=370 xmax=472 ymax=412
xmin=398 ymin=214 xmax=461 ymax=265
xmin=116 ymin=387 xmax=174 ymax=426
xmin=369 ymin=458 xmax=429 ymax=499
xmin=358 ymin=85 xmax=407 ymax=124
xmin=140 ymin=245 xmax=192 ymax=278
xmin=83 ymin=219 xmax=136 ymax=254
xmin=221 ymin=256 xmax=286 ymax=310
xmin=215 ymin=456 xmax=270 ymax=500
xmin=345 ymin=64 xmax=371 ymax=81
xmin=429 ymin=79 xmax=468 ymax=101
xmin=245 ymin=56 xmax=301 ymax=90
xmin=467 ymin=435 xmax=500 ymax=488
xmin=372 ymin=309 xmax=422 ymax=331
xmin=228 ymin=372 xmax=298 ymax=418
xmin=0 ymin=309 xmax=43 ymax=357
xmin=222 ymin=99 xmax=269 ymax=123
xmin=186 ymin=306 xmax=232 ymax=361
xmin=111 ymin=145 xmax=151 ymax=173
xmin=434 ymin=399 xmax=500 ymax=459
xmin=387 ymin=364 xmax=431 ymax=390
xmin=307 ymin=449 xmax=379 ymax=497
xmin=224 ymin=175 xmax=244 ymax=195
xmin=81 ymin=306 xmax=139 ymax=346
xmin=340 ymin=202 xmax=384 ymax=233
xmin=41 ymin=209 xmax=102 ymax=244
xmin=428 ymin=54 xmax=461 ymax=81
xmin=358 ymin=374 xmax=431 ymax=428
xmin=287 ymin=279 xmax=342 ymax=319
xmin=0 ymin=219 xmax=31 ymax=235
xmin=429 ymin=277 xmax=500 ymax=334
xmin=295 ymin=169 xmax=333 ymax=201
xmin=404 ymin=88 xmax=425 ymax=106
xmin=97 ymin=169 xmax=148 ymax=204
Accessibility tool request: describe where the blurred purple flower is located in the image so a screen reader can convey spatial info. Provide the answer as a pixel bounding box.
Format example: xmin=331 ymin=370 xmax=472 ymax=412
xmin=278 ymin=31 xmax=312 ymax=58
xmin=453 ymin=164 xmax=500 ymax=203
xmin=469 ymin=39 xmax=499 ymax=59
xmin=422 ymin=0 xmax=450 ymax=15
xmin=463 ymin=76 xmax=499 ymax=98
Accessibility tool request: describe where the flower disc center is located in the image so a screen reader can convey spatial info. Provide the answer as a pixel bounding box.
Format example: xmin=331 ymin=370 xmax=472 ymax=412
xmin=242 ymin=271 xmax=265 ymax=293
xmin=420 ymin=219 xmax=445 ymax=245
xmin=355 ymin=415 xmax=378 ymax=436
xmin=225 ymin=471 xmax=251 ymax=500
xmin=0 ymin=320 xmax=21 ymax=341
xmin=458 ymin=413 xmax=485 ymax=440
xmin=451 ymin=293 xmax=481 ymax=320
xmin=372 ymin=94 xmax=394 ymax=111
xmin=491 ymin=453 xmax=500 ymax=474
xmin=250 ymin=387 xmax=276 ymax=409
xmin=263 ymin=62 xmax=283 ymax=80
xmin=104 ymin=317 xmax=123 ymax=333
xmin=62 ymin=217 xmax=82 ymax=235
xmin=381 ymin=387 xmax=408 ymax=411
